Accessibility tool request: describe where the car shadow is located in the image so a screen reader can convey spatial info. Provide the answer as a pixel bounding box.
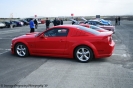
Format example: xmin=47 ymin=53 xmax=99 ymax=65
xmin=5 ymin=51 xmax=108 ymax=63
xmin=91 ymin=58 xmax=108 ymax=63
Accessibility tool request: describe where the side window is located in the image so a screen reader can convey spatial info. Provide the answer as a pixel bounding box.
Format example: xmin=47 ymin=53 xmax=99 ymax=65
xmin=44 ymin=28 xmax=69 ymax=37
xmin=44 ymin=29 xmax=57 ymax=37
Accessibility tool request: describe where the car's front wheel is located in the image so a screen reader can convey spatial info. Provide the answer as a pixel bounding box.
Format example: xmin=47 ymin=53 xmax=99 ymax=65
xmin=74 ymin=46 xmax=93 ymax=63
xmin=15 ymin=43 xmax=29 ymax=57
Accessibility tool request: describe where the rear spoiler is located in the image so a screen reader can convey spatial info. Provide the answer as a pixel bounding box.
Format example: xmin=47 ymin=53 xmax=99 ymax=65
xmin=98 ymin=31 xmax=113 ymax=36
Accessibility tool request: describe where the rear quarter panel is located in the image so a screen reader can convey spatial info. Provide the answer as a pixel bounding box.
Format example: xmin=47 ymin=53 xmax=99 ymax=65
xmin=64 ymin=28 xmax=104 ymax=58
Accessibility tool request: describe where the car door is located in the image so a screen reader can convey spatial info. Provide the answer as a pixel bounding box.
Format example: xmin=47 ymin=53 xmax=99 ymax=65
xmin=35 ymin=28 xmax=69 ymax=55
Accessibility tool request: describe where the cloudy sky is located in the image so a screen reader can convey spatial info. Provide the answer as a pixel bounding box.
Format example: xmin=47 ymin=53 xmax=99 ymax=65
xmin=0 ymin=0 xmax=133 ymax=18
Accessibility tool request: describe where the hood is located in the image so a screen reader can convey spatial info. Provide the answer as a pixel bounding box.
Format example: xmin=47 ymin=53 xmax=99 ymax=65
xmin=25 ymin=32 xmax=40 ymax=35
xmin=12 ymin=32 xmax=40 ymax=40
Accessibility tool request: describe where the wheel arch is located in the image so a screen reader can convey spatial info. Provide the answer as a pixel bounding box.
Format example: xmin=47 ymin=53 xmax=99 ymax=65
xmin=73 ymin=44 xmax=95 ymax=58
xmin=14 ymin=42 xmax=30 ymax=55
xmin=72 ymin=42 xmax=98 ymax=59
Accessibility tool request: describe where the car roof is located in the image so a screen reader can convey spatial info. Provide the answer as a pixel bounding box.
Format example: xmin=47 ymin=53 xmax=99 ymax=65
xmin=50 ymin=25 xmax=100 ymax=35
xmin=52 ymin=25 xmax=79 ymax=28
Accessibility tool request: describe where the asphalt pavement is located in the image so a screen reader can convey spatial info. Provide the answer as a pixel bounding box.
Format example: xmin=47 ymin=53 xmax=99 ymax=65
xmin=0 ymin=21 xmax=133 ymax=88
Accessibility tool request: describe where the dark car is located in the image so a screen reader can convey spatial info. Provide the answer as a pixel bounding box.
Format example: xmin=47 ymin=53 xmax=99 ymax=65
xmin=85 ymin=20 xmax=105 ymax=25
xmin=81 ymin=18 xmax=111 ymax=26
xmin=19 ymin=20 xmax=29 ymax=26
xmin=12 ymin=20 xmax=24 ymax=27
xmin=2 ymin=21 xmax=17 ymax=28
xmin=24 ymin=18 xmax=33 ymax=22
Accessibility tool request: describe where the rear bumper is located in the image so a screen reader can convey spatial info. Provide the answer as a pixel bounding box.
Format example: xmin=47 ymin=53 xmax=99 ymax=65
xmin=95 ymin=41 xmax=115 ymax=59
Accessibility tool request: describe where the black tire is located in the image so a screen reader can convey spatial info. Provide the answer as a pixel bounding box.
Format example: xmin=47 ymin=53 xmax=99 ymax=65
xmin=74 ymin=46 xmax=93 ymax=63
xmin=15 ymin=43 xmax=29 ymax=57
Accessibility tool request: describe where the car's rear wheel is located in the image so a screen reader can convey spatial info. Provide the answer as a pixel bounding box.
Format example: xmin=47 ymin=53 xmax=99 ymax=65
xmin=15 ymin=43 xmax=29 ymax=57
xmin=74 ymin=46 xmax=93 ymax=63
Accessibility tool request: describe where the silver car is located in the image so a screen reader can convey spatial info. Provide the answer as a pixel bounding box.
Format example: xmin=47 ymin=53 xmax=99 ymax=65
xmin=0 ymin=22 xmax=6 ymax=28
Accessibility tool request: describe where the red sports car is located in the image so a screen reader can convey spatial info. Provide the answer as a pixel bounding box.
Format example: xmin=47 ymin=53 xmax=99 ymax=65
xmin=79 ymin=24 xmax=109 ymax=32
xmin=11 ymin=25 xmax=115 ymax=62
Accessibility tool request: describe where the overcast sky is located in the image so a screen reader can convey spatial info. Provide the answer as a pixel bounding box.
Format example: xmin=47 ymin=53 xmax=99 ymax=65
xmin=0 ymin=0 xmax=133 ymax=18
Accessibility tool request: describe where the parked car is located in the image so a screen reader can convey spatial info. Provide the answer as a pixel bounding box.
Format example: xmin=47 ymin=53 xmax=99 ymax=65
xmin=25 ymin=18 xmax=41 ymax=24
xmin=37 ymin=20 xmax=41 ymax=24
xmin=79 ymin=24 xmax=108 ymax=32
xmin=97 ymin=25 xmax=115 ymax=33
xmin=2 ymin=21 xmax=17 ymax=28
xmin=86 ymin=20 xmax=106 ymax=25
xmin=81 ymin=18 xmax=115 ymax=33
xmin=19 ymin=19 xmax=29 ymax=25
xmin=81 ymin=17 xmax=111 ymax=26
xmin=99 ymin=19 xmax=111 ymax=25
xmin=71 ymin=19 xmax=113 ymax=33
xmin=24 ymin=18 xmax=33 ymax=22
xmin=12 ymin=20 xmax=24 ymax=27
xmin=0 ymin=22 xmax=6 ymax=28
xmin=11 ymin=25 xmax=115 ymax=63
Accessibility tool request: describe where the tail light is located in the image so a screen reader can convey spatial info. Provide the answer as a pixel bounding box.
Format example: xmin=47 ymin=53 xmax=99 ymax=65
xmin=108 ymin=36 xmax=112 ymax=44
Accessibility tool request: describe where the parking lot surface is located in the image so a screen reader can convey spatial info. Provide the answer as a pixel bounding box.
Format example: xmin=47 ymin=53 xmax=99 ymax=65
xmin=0 ymin=21 xmax=133 ymax=88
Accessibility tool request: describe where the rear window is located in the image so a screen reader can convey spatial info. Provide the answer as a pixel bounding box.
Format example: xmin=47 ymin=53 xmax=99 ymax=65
xmin=76 ymin=25 xmax=99 ymax=35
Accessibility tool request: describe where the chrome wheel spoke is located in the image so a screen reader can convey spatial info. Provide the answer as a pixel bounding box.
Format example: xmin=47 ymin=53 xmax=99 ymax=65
xmin=79 ymin=55 xmax=84 ymax=60
xmin=21 ymin=51 xmax=25 ymax=55
xmin=16 ymin=44 xmax=27 ymax=56
xmin=81 ymin=48 xmax=85 ymax=53
xmin=77 ymin=51 xmax=82 ymax=55
xmin=84 ymin=55 xmax=89 ymax=60
xmin=20 ymin=45 xmax=23 ymax=49
xmin=22 ymin=48 xmax=26 ymax=51
xmin=85 ymin=51 xmax=90 ymax=54
xmin=17 ymin=47 xmax=21 ymax=51
xmin=76 ymin=47 xmax=91 ymax=62
xmin=18 ymin=51 xmax=22 ymax=55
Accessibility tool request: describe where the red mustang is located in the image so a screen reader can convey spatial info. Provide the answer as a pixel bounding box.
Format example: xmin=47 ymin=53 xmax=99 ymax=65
xmin=11 ymin=25 xmax=115 ymax=62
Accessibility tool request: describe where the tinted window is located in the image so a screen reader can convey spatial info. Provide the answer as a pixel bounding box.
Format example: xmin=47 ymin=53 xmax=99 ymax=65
xmin=44 ymin=28 xmax=69 ymax=37
xmin=76 ymin=25 xmax=99 ymax=35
